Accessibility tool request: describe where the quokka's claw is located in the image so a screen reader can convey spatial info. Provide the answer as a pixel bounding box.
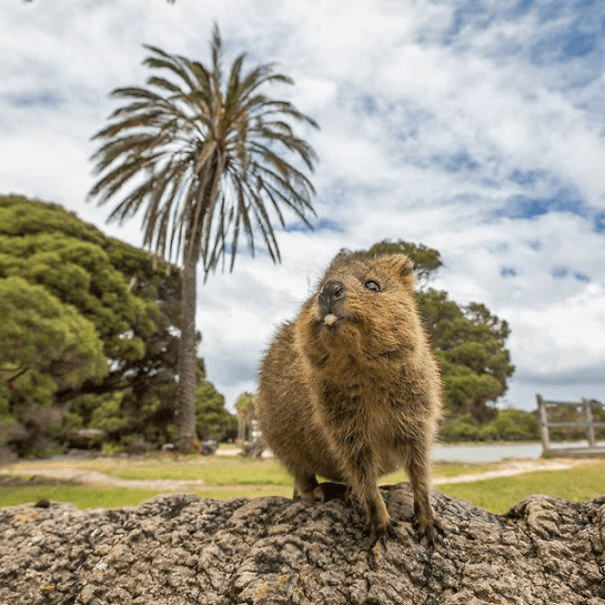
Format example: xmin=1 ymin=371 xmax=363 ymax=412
xmin=412 ymin=515 xmax=445 ymax=549
xmin=364 ymin=519 xmax=405 ymax=552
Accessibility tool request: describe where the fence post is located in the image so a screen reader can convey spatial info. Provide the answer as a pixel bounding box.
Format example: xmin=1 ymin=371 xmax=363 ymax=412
xmin=582 ymin=398 xmax=596 ymax=448
xmin=537 ymin=394 xmax=550 ymax=452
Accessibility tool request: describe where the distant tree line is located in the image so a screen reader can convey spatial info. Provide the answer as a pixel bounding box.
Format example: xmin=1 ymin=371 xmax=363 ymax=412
xmin=0 ymin=195 xmax=235 ymax=458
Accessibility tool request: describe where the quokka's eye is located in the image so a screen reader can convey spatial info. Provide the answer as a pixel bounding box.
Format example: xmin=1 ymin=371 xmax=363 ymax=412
xmin=364 ymin=280 xmax=380 ymax=292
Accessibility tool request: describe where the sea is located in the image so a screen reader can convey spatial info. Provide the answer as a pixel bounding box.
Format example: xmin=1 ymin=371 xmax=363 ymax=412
xmin=432 ymin=441 xmax=605 ymax=463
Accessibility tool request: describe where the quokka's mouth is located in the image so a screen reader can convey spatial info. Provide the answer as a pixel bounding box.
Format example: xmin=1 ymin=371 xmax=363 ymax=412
xmin=323 ymin=313 xmax=339 ymax=327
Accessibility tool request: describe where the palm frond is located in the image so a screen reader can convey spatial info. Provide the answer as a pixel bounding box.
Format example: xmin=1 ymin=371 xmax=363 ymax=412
xmin=89 ymin=23 xmax=319 ymax=273
xmin=210 ymin=23 xmax=223 ymax=95
xmin=146 ymin=75 xmax=187 ymax=96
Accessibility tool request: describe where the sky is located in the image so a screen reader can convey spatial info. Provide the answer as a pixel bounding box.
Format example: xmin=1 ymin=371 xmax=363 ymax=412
xmin=2 ymin=0 xmax=605 ymax=413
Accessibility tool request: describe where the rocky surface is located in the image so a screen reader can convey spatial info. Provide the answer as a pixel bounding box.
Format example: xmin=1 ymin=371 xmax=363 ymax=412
xmin=0 ymin=485 xmax=604 ymax=604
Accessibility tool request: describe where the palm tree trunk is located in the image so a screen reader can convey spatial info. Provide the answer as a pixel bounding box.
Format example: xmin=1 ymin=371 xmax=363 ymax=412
xmin=176 ymin=163 xmax=220 ymax=454
xmin=176 ymin=255 xmax=199 ymax=453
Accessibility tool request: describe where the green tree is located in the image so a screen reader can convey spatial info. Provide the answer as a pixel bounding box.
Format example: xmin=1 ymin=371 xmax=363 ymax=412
xmin=488 ymin=408 xmax=539 ymax=441
xmin=347 ymin=241 xmax=515 ymax=424
xmin=194 ymin=361 xmax=237 ymax=442
xmin=89 ymin=24 xmax=318 ymax=452
xmin=235 ymin=391 xmax=257 ymax=441
xmin=418 ymin=290 xmax=514 ymax=422
xmin=0 ymin=195 xmax=182 ymax=412
xmin=0 ymin=276 xmax=107 ymax=455
xmin=0 ymin=276 xmax=107 ymax=395
xmin=70 ymin=358 xmax=234 ymax=451
xmin=0 ymin=195 xmax=191 ymax=455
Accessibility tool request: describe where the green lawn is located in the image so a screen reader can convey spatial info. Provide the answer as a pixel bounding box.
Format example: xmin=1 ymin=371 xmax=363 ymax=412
xmin=438 ymin=461 xmax=605 ymax=513
xmin=2 ymin=456 xmax=502 ymax=484
xmin=1 ymin=456 xmax=603 ymax=514
xmin=0 ymin=480 xmax=294 ymax=509
xmin=382 ymin=461 xmax=505 ymax=484
xmin=0 ymin=483 xmax=166 ymax=509
xmin=4 ymin=455 xmax=293 ymax=485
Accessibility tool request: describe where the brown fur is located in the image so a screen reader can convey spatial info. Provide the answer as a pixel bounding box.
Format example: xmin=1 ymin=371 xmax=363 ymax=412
xmin=256 ymin=253 xmax=443 ymax=546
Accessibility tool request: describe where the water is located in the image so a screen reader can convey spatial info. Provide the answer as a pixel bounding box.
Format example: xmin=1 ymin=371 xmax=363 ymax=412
xmin=432 ymin=441 xmax=605 ymax=463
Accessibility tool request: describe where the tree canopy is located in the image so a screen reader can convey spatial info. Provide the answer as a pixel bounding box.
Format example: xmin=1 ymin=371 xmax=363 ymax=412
xmin=0 ymin=195 xmax=233 ymax=456
xmin=419 ymin=291 xmax=514 ymax=421
xmin=89 ymin=26 xmax=318 ymax=274
xmin=0 ymin=195 xmax=174 ymax=388
xmin=0 ymin=276 xmax=107 ymax=411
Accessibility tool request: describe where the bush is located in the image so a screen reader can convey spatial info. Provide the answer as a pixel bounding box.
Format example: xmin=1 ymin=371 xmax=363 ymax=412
xmin=439 ymin=415 xmax=482 ymax=442
xmin=439 ymin=408 xmax=540 ymax=443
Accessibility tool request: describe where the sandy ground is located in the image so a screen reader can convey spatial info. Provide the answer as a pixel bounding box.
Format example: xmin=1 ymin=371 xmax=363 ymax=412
xmin=0 ymin=455 xmax=589 ymax=492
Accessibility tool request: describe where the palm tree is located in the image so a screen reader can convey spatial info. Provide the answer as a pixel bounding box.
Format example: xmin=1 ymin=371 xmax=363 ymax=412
xmin=89 ymin=24 xmax=318 ymax=452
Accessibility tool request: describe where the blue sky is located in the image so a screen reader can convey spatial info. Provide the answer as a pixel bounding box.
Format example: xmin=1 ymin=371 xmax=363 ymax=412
xmin=2 ymin=0 xmax=605 ymax=411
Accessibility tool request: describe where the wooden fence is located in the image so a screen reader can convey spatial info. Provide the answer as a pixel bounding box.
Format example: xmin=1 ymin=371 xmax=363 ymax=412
xmin=536 ymin=394 xmax=605 ymax=457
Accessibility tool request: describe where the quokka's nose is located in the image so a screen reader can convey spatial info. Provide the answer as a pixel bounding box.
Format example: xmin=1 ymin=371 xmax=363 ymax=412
xmin=318 ymin=280 xmax=345 ymax=310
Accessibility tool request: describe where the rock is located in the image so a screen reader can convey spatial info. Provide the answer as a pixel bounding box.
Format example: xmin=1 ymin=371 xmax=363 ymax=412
xmin=0 ymin=485 xmax=604 ymax=604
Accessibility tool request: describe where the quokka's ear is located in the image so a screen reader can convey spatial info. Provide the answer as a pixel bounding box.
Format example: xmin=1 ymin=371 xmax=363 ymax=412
xmin=381 ymin=254 xmax=415 ymax=289
xmin=399 ymin=255 xmax=415 ymax=277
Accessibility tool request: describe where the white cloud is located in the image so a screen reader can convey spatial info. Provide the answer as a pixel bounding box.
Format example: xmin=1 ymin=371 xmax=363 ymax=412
xmin=2 ymin=0 xmax=605 ymax=411
xmin=504 ymin=282 xmax=605 ymax=408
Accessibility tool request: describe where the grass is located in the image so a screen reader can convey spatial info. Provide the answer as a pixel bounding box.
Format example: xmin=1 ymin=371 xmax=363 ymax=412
xmin=5 ymin=455 xmax=293 ymax=485
xmin=1 ymin=455 xmax=603 ymax=514
xmin=439 ymin=460 xmax=605 ymax=513
xmin=381 ymin=461 xmax=505 ymax=484
xmin=0 ymin=481 xmax=165 ymax=509
xmin=4 ymin=456 xmax=502 ymax=484
xmin=0 ymin=479 xmax=294 ymax=509
xmin=94 ymin=457 xmax=293 ymax=485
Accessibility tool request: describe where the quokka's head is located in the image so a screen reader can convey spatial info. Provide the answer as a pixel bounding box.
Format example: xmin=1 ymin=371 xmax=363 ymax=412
xmin=298 ymin=253 xmax=421 ymax=363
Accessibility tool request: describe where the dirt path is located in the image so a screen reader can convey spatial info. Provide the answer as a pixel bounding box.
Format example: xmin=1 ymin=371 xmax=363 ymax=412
xmin=432 ymin=458 xmax=583 ymax=485
xmin=0 ymin=467 xmax=212 ymax=491
xmin=0 ymin=457 xmax=586 ymax=492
